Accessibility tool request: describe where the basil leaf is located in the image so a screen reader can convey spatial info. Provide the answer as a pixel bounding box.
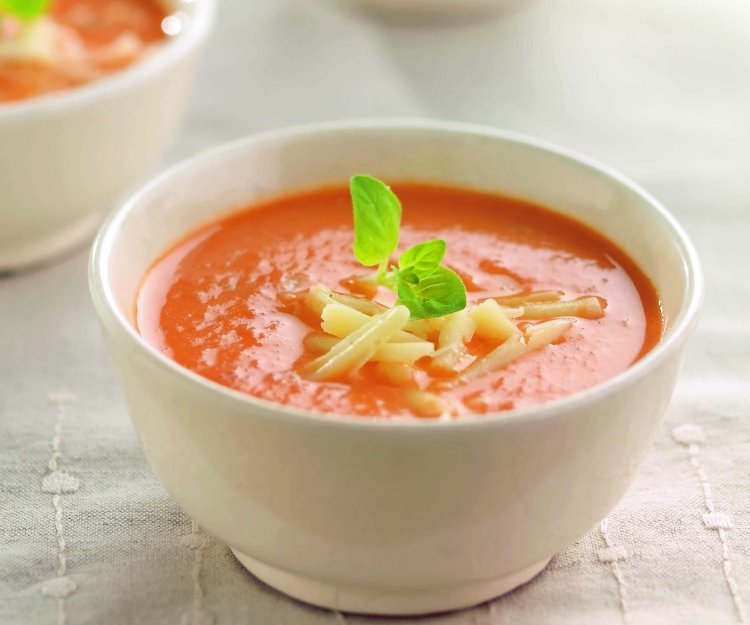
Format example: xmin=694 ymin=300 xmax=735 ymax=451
xmin=398 ymin=239 xmax=446 ymax=275
xmin=350 ymin=175 xmax=402 ymax=267
xmin=396 ymin=266 xmax=467 ymax=319
xmin=0 ymin=0 xmax=50 ymax=20
xmin=348 ymin=174 xmax=466 ymax=320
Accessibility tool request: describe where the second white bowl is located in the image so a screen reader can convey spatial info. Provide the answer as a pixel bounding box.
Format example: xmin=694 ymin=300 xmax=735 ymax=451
xmin=0 ymin=0 xmax=215 ymax=272
xmin=339 ymin=0 xmax=519 ymax=18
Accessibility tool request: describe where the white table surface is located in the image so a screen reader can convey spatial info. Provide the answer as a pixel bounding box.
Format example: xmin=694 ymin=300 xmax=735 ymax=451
xmin=2 ymin=0 xmax=749 ymax=623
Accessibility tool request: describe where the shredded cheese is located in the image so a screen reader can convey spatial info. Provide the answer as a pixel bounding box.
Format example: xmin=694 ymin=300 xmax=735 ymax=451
xmin=430 ymin=310 xmax=476 ymax=375
xmin=0 ymin=18 xmax=73 ymax=62
xmin=286 ymin=284 xmax=602 ymax=416
xmin=469 ymin=299 xmax=521 ymax=342
xmin=375 ymin=362 xmax=415 ymax=387
xmin=457 ymin=319 xmax=572 ymax=384
xmin=406 ymin=390 xmax=446 ymax=419
xmin=319 ymin=299 xmax=428 ymax=344
xmin=493 ymin=290 xmax=564 ymax=307
xmin=520 ymin=296 xmax=605 ymax=320
xmin=304 ymin=305 xmax=411 ymax=381
xmin=302 ymin=333 xmax=339 ymax=354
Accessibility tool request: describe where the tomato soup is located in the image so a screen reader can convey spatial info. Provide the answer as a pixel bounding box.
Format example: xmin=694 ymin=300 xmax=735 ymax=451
xmin=0 ymin=0 xmax=169 ymax=103
xmin=137 ymin=184 xmax=662 ymax=419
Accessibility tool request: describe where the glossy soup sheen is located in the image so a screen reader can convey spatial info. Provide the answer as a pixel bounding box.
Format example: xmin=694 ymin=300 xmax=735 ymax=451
xmin=137 ymin=183 xmax=663 ymax=419
xmin=0 ymin=0 xmax=167 ymax=102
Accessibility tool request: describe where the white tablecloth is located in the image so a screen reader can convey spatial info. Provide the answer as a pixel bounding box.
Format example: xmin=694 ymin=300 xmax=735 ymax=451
xmin=2 ymin=0 xmax=749 ymax=623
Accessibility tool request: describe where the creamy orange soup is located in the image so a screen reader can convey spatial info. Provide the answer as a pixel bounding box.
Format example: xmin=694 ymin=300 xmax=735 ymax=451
xmin=0 ymin=0 xmax=168 ymax=102
xmin=137 ymin=184 xmax=662 ymax=419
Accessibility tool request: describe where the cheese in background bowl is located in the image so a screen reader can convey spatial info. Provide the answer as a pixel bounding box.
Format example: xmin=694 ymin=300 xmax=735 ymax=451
xmin=0 ymin=0 xmax=216 ymax=272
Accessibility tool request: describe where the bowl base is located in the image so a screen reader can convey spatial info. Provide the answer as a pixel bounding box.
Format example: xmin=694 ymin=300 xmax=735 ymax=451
xmin=0 ymin=210 xmax=103 ymax=274
xmin=232 ymin=549 xmax=550 ymax=616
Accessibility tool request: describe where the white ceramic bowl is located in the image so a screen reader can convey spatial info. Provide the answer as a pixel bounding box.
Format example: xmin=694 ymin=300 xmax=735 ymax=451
xmin=90 ymin=120 xmax=702 ymax=616
xmin=338 ymin=0 xmax=519 ymax=18
xmin=0 ymin=0 xmax=216 ymax=272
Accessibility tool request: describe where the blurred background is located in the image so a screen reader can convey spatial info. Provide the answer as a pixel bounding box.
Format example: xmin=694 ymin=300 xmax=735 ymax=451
xmin=179 ymin=0 xmax=748 ymax=215
xmin=2 ymin=0 xmax=749 ymax=623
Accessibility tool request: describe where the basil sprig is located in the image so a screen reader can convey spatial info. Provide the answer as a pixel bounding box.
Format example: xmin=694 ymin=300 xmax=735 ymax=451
xmin=0 ymin=0 xmax=50 ymax=21
xmin=350 ymin=175 xmax=467 ymax=319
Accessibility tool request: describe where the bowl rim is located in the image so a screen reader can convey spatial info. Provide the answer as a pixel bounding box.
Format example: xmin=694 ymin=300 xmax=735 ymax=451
xmin=0 ymin=0 xmax=216 ymax=119
xmin=89 ymin=118 xmax=704 ymax=432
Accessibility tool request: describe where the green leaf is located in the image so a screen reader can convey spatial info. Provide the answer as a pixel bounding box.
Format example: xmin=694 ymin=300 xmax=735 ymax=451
xmin=398 ymin=239 xmax=446 ymax=275
xmin=348 ymin=174 xmax=466 ymax=320
xmin=350 ymin=175 xmax=402 ymax=267
xmin=0 ymin=0 xmax=50 ymax=20
xmin=396 ymin=266 xmax=467 ymax=319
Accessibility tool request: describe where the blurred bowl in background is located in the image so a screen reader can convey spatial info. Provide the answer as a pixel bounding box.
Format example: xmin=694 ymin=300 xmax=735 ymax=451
xmin=0 ymin=0 xmax=216 ymax=273
xmin=335 ymin=0 xmax=520 ymax=21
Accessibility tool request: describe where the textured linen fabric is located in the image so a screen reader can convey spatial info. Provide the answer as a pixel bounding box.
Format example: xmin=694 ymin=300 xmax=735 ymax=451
xmin=1 ymin=0 xmax=749 ymax=623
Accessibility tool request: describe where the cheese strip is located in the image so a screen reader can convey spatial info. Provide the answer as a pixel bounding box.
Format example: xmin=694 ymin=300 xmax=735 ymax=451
xmin=303 ymin=333 xmax=340 ymax=354
xmin=373 ymin=342 xmax=435 ymax=363
xmin=305 ymin=285 xmax=341 ymax=317
xmin=320 ymin=302 xmax=369 ymax=337
xmin=306 ymin=327 xmax=434 ymax=363
xmin=492 ymin=290 xmax=564 ymax=307
xmin=498 ymin=306 xmax=524 ymax=319
xmin=403 ymin=318 xmax=433 ymax=339
xmin=321 ymin=301 xmax=427 ymax=344
xmin=304 ymin=305 xmax=411 ymax=381
xmin=329 ymin=290 xmax=431 ymax=338
xmin=304 ymin=334 xmax=435 ymax=364
xmin=330 ymin=291 xmax=387 ymax=316
xmin=0 ymin=18 xmax=66 ymax=63
xmin=406 ymin=390 xmax=446 ymax=418
xmin=469 ymin=299 xmax=521 ymax=342
xmin=456 ymin=319 xmax=572 ymax=384
xmin=457 ymin=335 xmax=526 ymax=383
xmin=306 ymin=285 xmax=436 ymax=341
xmin=526 ymin=319 xmax=573 ymax=349
xmin=375 ymin=362 xmax=415 ymax=387
xmin=520 ymin=296 xmax=605 ymax=320
xmin=430 ymin=310 xmax=476 ymax=375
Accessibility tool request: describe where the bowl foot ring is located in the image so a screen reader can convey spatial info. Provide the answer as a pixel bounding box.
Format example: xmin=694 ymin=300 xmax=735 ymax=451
xmin=232 ymin=549 xmax=550 ymax=616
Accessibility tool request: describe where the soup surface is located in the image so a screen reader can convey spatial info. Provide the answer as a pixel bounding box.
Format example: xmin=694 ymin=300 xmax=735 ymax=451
xmin=0 ymin=0 xmax=168 ymax=102
xmin=137 ymin=183 xmax=662 ymax=419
